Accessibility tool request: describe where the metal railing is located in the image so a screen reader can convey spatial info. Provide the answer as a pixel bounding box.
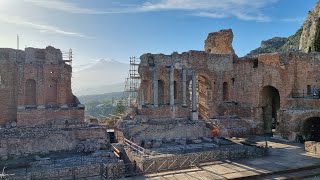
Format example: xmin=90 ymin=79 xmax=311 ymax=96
xmin=121 ymin=145 xmax=268 ymax=177
xmin=292 ymin=89 xmax=320 ymax=99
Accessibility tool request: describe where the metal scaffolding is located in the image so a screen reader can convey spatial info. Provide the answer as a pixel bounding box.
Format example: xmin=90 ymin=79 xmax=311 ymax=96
xmin=121 ymin=56 xmax=141 ymax=106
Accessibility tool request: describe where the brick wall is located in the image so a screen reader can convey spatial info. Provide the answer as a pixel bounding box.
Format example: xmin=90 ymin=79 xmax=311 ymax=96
xmin=17 ymin=108 xmax=84 ymax=127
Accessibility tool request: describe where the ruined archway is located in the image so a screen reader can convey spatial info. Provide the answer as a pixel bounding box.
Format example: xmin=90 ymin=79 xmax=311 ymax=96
xmin=302 ymin=117 xmax=320 ymax=142
xmin=47 ymin=80 xmax=58 ymax=105
xmin=25 ymin=79 xmax=36 ymax=106
xmin=198 ymin=75 xmax=211 ymax=120
xmin=158 ymin=80 xmax=165 ymax=105
xmin=223 ymin=82 xmax=229 ymax=101
xmin=140 ymin=80 xmax=152 ymax=105
xmin=260 ymin=86 xmax=280 ymax=135
xmin=188 ymin=75 xmax=212 ymax=120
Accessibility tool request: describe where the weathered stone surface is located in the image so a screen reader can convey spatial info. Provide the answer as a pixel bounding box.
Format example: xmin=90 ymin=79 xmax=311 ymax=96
xmin=205 ymin=29 xmax=235 ymax=54
xmin=0 ymin=46 xmax=84 ymax=128
xmin=300 ymin=0 xmax=320 ymax=52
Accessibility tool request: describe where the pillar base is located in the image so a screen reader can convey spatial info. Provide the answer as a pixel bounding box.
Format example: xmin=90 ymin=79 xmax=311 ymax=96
xmin=191 ymin=112 xmax=198 ymax=121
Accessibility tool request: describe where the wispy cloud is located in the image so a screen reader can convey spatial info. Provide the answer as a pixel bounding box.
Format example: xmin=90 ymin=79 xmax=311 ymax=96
xmin=0 ymin=16 xmax=89 ymax=38
xmin=281 ymin=17 xmax=305 ymax=23
xmin=139 ymin=0 xmax=277 ymax=22
xmin=25 ymin=0 xmax=278 ymax=22
xmin=24 ymin=0 xmax=136 ymax=14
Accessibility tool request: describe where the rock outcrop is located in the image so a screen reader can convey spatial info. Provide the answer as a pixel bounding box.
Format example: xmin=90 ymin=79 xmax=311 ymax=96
xmin=299 ymin=0 xmax=320 ymax=52
xmin=247 ymin=28 xmax=302 ymax=56
xmin=205 ymin=29 xmax=235 ymax=54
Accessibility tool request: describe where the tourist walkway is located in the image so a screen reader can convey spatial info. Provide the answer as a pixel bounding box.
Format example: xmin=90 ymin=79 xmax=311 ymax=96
xmin=124 ymin=137 xmax=320 ymax=179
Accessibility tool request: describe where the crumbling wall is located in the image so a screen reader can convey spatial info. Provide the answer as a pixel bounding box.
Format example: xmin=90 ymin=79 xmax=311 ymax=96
xmin=17 ymin=108 xmax=84 ymax=127
xmin=205 ymin=29 xmax=235 ymax=54
xmin=0 ymin=49 xmax=20 ymax=127
xmin=136 ymin=27 xmax=320 ymax=141
xmin=0 ymin=126 xmax=109 ymax=160
xmin=0 ymin=46 xmax=83 ymax=128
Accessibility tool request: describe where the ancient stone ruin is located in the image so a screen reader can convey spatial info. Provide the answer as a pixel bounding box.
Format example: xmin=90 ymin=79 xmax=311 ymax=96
xmin=0 ymin=47 xmax=124 ymax=179
xmin=128 ymin=28 xmax=320 ymax=143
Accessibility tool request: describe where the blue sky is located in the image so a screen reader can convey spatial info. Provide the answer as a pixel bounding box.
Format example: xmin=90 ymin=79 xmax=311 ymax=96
xmin=0 ymin=0 xmax=317 ymax=66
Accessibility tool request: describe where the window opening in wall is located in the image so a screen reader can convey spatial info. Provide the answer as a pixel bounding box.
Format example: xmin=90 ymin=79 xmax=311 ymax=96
xmin=174 ymin=81 xmax=177 ymax=100
xmin=307 ymin=85 xmax=312 ymax=95
xmin=231 ymin=78 xmax=235 ymax=86
xmin=223 ymin=82 xmax=229 ymax=101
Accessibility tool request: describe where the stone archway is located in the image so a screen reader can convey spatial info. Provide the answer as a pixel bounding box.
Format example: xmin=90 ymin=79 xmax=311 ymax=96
xmin=198 ymin=75 xmax=212 ymax=120
xmin=302 ymin=117 xmax=320 ymax=142
xmin=260 ymin=86 xmax=280 ymax=135
xmin=25 ymin=79 xmax=36 ymax=106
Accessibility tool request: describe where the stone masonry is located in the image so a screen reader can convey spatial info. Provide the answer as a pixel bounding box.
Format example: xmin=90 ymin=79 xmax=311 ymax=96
xmin=0 ymin=46 xmax=84 ymax=128
xmin=136 ymin=29 xmax=320 ymax=142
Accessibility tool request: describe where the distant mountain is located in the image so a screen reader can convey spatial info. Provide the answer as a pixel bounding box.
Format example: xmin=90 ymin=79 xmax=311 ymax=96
xmin=78 ymin=92 xmax=123 ymax=104
xmin=247 ymin=28 xmax=302 ymax=56
xmin=72 ymin=59 xmax=129 ymax=96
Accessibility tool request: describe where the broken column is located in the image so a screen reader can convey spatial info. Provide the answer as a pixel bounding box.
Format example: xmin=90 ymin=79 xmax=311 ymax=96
xmin=170 ymin=66 xmax=174 ymax=106
xmin=153 ymin=67 xmax=158 ymax=107
xmin=191 ymin=70 xmax=198 ymax=120
xmin=182 ymin=67 xmax=187 ymax=107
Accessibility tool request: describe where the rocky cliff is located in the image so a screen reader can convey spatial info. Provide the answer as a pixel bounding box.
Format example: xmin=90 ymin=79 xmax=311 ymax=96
xmin=299 ymin=0 xmax=320 ymax=52
xmin=248 ymin=0 xmax=320 ymax=56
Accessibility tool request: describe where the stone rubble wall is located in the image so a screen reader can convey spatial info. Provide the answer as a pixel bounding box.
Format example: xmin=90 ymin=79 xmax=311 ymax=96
xmin=0 ymin=126 xmax=109 ymax=160
xmin=17 ymin=108 xmax=84 ymax=127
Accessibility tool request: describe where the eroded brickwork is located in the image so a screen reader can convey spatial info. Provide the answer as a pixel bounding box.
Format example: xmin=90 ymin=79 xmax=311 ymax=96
xmin=137 ymin=29 xmax=320 ymax=141
xmin=0 ymin=46 xmax=84 ymax=128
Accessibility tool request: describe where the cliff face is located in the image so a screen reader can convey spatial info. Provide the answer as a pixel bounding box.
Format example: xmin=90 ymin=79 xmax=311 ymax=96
xmin=248 ymin=0 xmax=320 ymax=56
xmin=299 ymin=0 xmax=320 ymax=52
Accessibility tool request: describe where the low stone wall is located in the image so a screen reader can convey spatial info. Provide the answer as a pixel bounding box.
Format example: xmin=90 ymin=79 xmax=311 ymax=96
xmin=139 ymin=105 xmax=190 ymax=119
xmin=5 ymin=162 xmax=125 ymax=180
xmin=0 ymin=126 xmax=109 ymax=160
xmin=305 ymin=141 xmax=320 ymax=154
xmin=17 ymin=107 xmax=84 ymax=127
xmin=122 ymin=119 xmax=211 ymax=144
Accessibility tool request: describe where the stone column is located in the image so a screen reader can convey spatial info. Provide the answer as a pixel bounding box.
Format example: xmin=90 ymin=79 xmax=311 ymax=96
xmin=170 ymin=66 xmax=175 ymax=106
xmin=153 ymin=67 xmax=158 ymax=107
xmin=182 ymin=68 xmax=187 ymax=107
xmin=191 ymin=70 xmax=198 ymax=120
xmin=141 ymin=89 xmax=145 ymax=106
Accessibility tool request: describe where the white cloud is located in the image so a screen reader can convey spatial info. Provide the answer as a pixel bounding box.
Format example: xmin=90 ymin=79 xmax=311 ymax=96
xmin=25 ymin=0 xmax=278 ymax=22
xmin=0 ymin=16 xmax=89 ymax=38
xmin=140 ymin=0 xmax=277 ymax=21
xmin=281 ymin=17 xmax=305 ymax=23
xmin=24 ymin=0 xmax=135 ymax=14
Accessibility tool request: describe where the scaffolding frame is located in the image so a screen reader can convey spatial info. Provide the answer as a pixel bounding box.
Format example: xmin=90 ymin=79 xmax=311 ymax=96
xmin=62 ymin=48 xmax=73 ymax=66
xmin=121 ymin=56 xmax=141 ymax=106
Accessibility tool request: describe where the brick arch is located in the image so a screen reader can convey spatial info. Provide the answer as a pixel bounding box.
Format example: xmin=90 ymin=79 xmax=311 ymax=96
xmin=46 ymin=79 xmax=58 ymax=105
xmin=25 ymin=79 xmax=37 ymax=105
xmin=292 ymin=111 xmax=320 ymax=132
xmin=140 ymin=80 xmax=152 ymax=105
xmin=259 ymin=85 xmax=280 ymax=135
